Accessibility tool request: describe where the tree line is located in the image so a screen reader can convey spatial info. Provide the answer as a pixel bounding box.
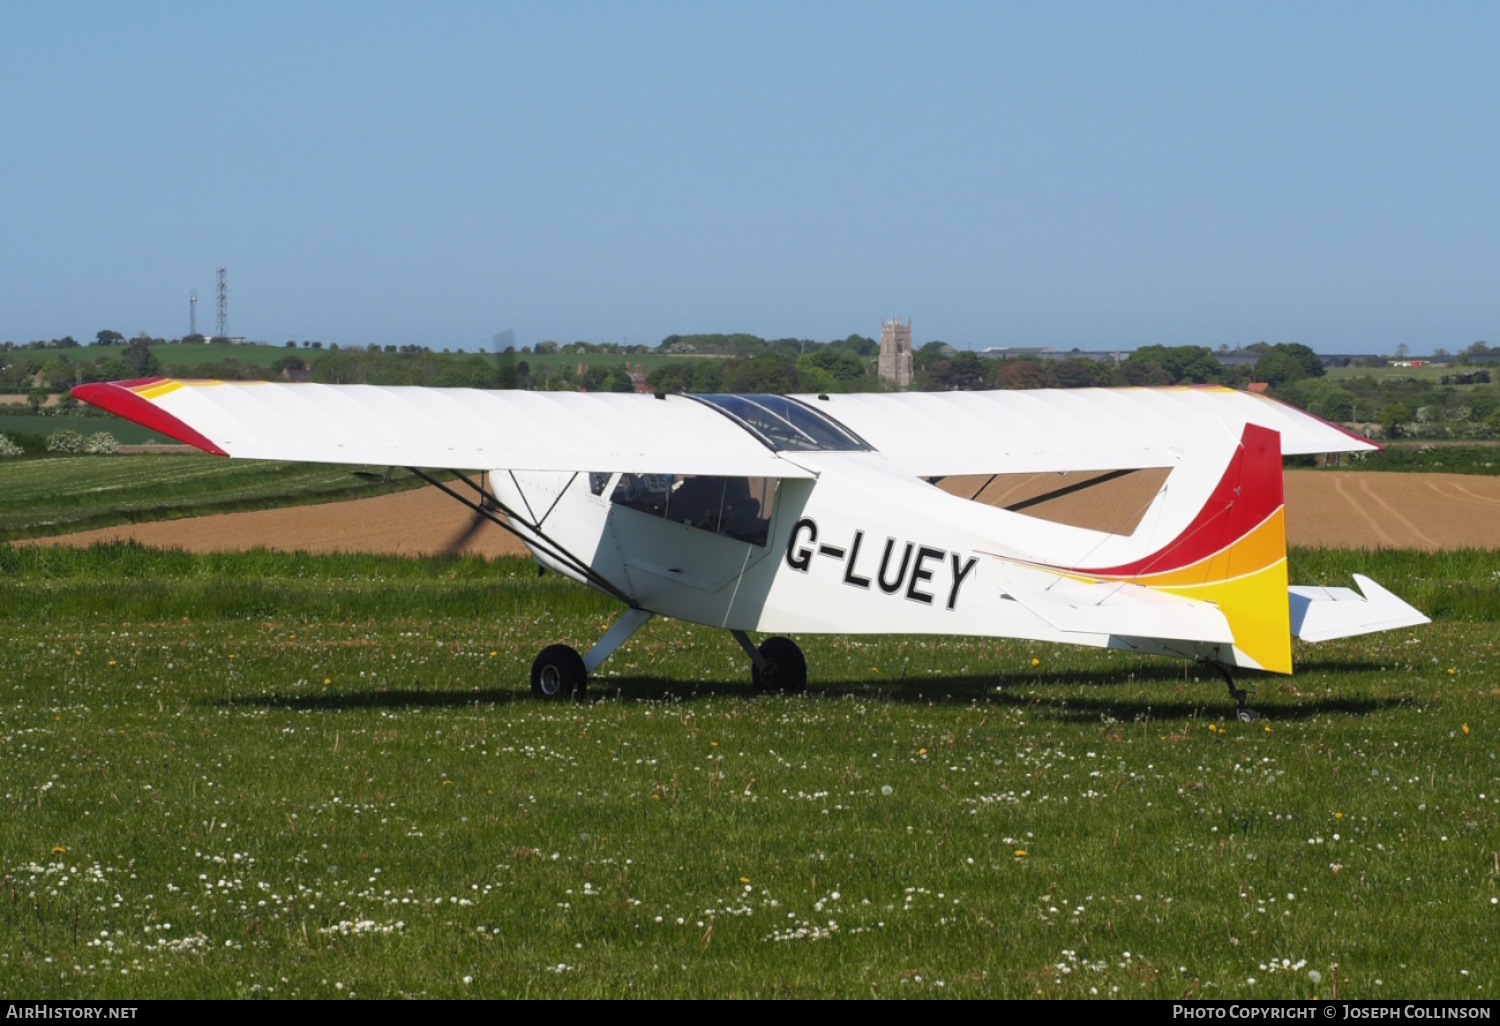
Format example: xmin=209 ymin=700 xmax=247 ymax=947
xmin=6 ymin=329 xmax=1497 ymax=439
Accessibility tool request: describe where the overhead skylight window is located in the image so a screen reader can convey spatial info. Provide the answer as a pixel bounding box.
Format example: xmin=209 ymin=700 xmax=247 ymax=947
xmin=690 ymin=394 xmax=871 ymax=452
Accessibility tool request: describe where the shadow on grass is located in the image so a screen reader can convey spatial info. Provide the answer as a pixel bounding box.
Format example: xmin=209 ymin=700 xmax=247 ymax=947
xmin=222 ymin=656 xmax=1406 ymax=721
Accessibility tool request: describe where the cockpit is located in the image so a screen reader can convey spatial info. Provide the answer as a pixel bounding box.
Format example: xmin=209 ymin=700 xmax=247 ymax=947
xmin=595 ymin=395 xmax=866 ymax=550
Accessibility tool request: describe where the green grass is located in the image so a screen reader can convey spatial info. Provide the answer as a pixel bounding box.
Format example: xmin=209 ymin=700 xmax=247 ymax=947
xmin=0 ymin=414 xmax=176 ymax=447
xmin=139 ymin=342 xmax=712 ymax=375
xmin=0 ymin=545 xmax=1495 ymax=998
xmin=1337 ymin=446 xmax=1500 ymax=475
xmin=1286 ymin=445 xmax=1500 ymax=476
xmin=145 ymin=343 xmax=300 ymax=369
xmin=0 ymin=456 xmax=432 ymax=542
xmin=1323 ymin=363 xmax=1486 ymax=385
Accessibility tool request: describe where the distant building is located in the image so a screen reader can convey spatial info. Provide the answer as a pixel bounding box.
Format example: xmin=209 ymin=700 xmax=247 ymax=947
xmin=878 ymin=318 xmax=913 ymax=388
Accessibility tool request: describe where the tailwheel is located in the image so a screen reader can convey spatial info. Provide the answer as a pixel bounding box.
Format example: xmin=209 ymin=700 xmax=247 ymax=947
xmin=752 ymin=636 xmax=807 ymax=694
xmin=1208 ymin=661 xmax=1258 ymax=721
xmin=531 ymin=644 xmax=587 ymax=700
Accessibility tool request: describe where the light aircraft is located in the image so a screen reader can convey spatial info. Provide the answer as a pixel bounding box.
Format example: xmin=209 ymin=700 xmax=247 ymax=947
xmin=73 ymin=379 xmax=1429 ymax=718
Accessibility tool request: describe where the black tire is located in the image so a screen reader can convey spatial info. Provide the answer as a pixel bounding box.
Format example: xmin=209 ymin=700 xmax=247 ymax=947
xmin=531 ymin=644 xmax=587 ymax=700
xmin=752 ymin=636 xmax=807 ymax=694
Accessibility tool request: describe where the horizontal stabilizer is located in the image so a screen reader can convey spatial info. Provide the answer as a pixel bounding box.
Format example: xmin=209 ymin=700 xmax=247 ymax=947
xmin=1289 ymin=574 xmax=1431 ymax=642
xmin=1000 ymin=563 xmax=1235 ymax=644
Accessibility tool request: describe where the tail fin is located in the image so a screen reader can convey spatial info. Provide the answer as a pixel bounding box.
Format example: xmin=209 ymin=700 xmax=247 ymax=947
xmin=1078 ymin=423 xmax=1292 ymax=673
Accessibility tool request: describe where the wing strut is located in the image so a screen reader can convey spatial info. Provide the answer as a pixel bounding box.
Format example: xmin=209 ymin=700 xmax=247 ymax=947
xmin=1004 ymin=468 xmax=1140 ymax=513
xmin=407 ymin=467 xmax=632 ymax=605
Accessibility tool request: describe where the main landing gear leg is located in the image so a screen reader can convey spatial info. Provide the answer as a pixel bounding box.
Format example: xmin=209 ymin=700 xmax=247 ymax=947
xmin=1209 ymin=662 xmax=1258 ymax=722
xmin=530 ymin=607 xmax=653 ymax=700
xmin=732 ymin=631 xmax=807 ymax=694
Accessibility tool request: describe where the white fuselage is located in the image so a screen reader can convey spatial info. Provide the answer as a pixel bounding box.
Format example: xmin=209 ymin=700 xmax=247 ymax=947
xmin=489 ymin=448 xmax=1232 ymax=666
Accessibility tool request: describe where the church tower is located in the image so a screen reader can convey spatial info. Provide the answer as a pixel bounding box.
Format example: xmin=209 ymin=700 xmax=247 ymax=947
xmin=878 ymin=318 xmax=913 ymax=388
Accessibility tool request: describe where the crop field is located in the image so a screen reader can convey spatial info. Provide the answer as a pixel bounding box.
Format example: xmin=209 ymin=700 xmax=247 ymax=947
xmin=0 ymin=456 xmax=430 ymax=542
xmin=1 ymin=545 xmax=1497 ymax=999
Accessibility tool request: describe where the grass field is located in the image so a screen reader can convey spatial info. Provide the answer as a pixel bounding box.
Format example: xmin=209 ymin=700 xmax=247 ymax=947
xmin=0 ymin=414 xmax=176 ymax=447
xmin=0 ymin=545 xmax=1496 ymax=999
xmin=1323 ymin=363 xmax=1489 ymax=385
xmin=141 ymin=342 xmax=711 ymax=375
xmin=0 ymin=456 xmax=430 ymax=542
xmin=1300 ymin=446 xmax=1500 ymax=476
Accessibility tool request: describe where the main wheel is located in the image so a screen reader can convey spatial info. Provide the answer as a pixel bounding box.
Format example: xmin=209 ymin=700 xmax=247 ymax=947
xmin=531 ymin=644 xmax=587 ymax=700
xmin=752 ymin=636 xmax=807 ymax=694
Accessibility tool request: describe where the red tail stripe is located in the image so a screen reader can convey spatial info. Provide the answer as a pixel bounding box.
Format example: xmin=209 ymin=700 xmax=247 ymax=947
xmin=1075 ymin=422 xmax=1283 ymax=577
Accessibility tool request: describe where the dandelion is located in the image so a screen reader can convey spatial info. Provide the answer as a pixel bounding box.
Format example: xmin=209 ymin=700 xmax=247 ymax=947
xmin=1308 ymin=970 xmax=1322 ymax=985
xmin=881 ymin=785 xmax=894 ymax=796
xmin=1015 ymin=850 xmax=1027 ymax=858
xmin=1463 ymin=725 xmax=1470 ymax=734
xmin=51 ymin=846 xmax=66 ymax=854
xmin=1030 ymin=658 xmax=1040 ymax=666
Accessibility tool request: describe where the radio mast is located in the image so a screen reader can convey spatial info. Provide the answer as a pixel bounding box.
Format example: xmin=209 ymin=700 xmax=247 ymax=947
xmin=215 ymin=268 xmax=228 ymax=338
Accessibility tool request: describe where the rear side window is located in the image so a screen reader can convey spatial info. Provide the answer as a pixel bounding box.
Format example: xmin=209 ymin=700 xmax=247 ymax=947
xmin=610 ymin=474 xmax=778 ymax=547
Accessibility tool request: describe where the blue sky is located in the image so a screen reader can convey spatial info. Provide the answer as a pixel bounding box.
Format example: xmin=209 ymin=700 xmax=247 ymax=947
xmin=3 ymin=2 xmax=1496 ymax=353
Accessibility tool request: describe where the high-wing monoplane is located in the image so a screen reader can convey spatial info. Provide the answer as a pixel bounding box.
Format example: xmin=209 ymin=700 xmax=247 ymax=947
xmin=73 ymin=379 xmax=1429 ymax=717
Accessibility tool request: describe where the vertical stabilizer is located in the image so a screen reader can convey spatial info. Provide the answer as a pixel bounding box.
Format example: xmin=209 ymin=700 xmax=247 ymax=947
xmin=1077 ymin=423 xmax=1292 ymax=673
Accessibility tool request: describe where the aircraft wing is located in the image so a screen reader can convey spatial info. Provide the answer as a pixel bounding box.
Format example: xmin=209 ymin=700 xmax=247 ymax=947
xmin=798 ymin=387 xmax=1376 ymax=476
xmin=71 ymin=378 xmax=816 ymax=479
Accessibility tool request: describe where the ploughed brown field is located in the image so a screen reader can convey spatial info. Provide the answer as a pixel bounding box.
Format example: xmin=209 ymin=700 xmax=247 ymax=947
xmin=19 ymin=470 xmax=1500 ymax=555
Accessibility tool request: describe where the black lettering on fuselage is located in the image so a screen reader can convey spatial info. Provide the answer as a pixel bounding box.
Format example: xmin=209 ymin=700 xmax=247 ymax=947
xmin=793 ymin=528 xmax=976 ymax=613
xmin=947 ymin=553 xmax=979 ymax=610
xmin=878 ymin=538 xmax=913 ymax=594
xmin=843 ymin=530 xmax=871 ymax=589
xmin=906 ymin=546 xmax=945 ymax=605
xmin=786 ymin=518 xmax=817 ymax=572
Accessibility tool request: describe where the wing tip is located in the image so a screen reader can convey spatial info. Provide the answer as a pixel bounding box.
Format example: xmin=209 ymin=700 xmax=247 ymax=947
xmin=71 ymin=381 xmax=229 ymax=456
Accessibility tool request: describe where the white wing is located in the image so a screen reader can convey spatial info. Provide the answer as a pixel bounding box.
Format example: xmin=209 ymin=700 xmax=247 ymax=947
xmin=798 ymin=387 xmax=1376 ymax=476
xmin=77 ymin=379 xmax=1372 ymax=482
xmin=73 ymin=379 xmax=815 ymax=479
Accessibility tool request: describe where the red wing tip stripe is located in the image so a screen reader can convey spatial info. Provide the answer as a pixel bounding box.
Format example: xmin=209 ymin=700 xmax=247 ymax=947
xmin=70 ymin=382 xmax=228 ymax=456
